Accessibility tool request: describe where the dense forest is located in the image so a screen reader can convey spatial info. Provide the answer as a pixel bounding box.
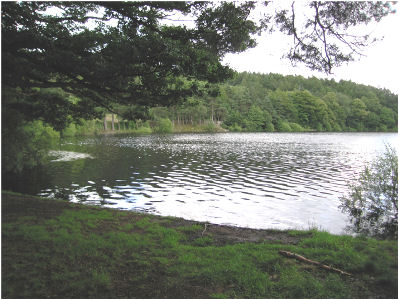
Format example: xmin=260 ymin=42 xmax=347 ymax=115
xmin=148 ymin=72 xmax=398 ymax=133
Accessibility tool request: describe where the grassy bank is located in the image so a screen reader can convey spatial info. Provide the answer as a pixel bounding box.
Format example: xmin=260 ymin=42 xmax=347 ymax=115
xmin=2 ymin=191 xmax=397 ymax=298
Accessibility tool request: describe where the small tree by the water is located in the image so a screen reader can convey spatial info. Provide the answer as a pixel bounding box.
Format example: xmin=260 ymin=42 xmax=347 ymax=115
xmin=153 ymin=118 xmax=173 ymax=134
xmin=340 ymin=145 xmax=398 ymax=238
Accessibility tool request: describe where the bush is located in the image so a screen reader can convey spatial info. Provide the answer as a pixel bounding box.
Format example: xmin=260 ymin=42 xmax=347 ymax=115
xmin=135 ymin=126 xmax=152 ymax=134
xmin=276 ymin=120 xmax=292 ymax=132
xmin=340 ymin=145 xmax=398 ymax=238
xmin=75 ymin=120 xmax=101 ymax=135
xmin=315 ymin=123 xmax=323 ymax=132
xmin=2 ymin=117 xmax=60 ymax=173
xmin=153 ymin=118 xmax=173 ymax=134
xmin=62 ymin=120 xmax=102 ymax=136
xmin=332 ymin=123 xmax=342 ymax=132
xmin=289 ymin=122 xmax=304 ymax=132
xmin=61 ymin=123 xmax=78 ymax=137
xmin=228 ymin=123 xmax=243 ymax=132
xmin=203 ymin=121 xmax=218 ymax=133
xmin=264 ymin=122 xmax=274 ymax=132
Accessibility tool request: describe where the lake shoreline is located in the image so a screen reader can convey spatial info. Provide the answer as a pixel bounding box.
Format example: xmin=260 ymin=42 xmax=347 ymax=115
xmin=66 ymin=127 xmax=398 ymax=137
xmin=2 ymin=190 xmax=397 ymax=298
xmin=1 ymin=190 xmax=316 ymax=244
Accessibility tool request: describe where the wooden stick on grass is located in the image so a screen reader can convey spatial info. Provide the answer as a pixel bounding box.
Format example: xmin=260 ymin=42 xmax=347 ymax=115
xmin=278 ymin=250 xmax=352 ymax=276
xmin=201 ymin=223 xmax=208 ymax=237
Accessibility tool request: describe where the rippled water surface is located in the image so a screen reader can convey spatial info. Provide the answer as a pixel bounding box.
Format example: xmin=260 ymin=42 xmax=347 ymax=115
xmin=6 ymin=132 xmax=397 ymax=234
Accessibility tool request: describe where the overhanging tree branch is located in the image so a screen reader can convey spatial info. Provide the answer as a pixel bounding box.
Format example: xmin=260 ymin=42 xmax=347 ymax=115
xmin=273 ymin=1 xmax=395 ymax=73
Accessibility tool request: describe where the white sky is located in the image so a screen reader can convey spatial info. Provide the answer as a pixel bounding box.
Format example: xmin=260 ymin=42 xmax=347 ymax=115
xmin=222 ymin=3 xmax=399 ymax=95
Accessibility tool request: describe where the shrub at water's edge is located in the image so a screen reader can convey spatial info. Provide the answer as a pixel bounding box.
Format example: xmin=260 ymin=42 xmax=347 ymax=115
xmin=152 ymin=118 xmax=173 ymax=134
xmin=2 ymin=118 xmax=60 ymax=174
xmin=340 ymin=144 xmax=398 ymax=239
xmin=2 ymin=191 xmax=398 ymax=299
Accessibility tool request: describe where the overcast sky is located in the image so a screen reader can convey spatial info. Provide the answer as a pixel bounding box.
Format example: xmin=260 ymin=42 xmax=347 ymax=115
xmin=222 ymin=4 xmax=399 ymax=95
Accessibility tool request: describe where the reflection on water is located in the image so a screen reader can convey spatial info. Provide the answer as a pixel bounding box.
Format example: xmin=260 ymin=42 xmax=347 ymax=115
xmin=48 ymin=150 xmax=94 ymax=162
xmin=6 ymin=132 xmax=397 ymax=234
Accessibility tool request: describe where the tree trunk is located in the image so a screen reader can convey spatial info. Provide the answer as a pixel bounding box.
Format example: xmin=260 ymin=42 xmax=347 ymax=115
xmin=211 ymin=102 xmax=214 ymax=122
xmin=111 ymin=114 xmax=115 ymax=131
xmin=103 ymin=115 xmax=108 ymax=131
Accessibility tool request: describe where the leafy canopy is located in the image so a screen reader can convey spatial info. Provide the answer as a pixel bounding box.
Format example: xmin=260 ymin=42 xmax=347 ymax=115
xmin=2 ymin=1 xmax=258 ymax=128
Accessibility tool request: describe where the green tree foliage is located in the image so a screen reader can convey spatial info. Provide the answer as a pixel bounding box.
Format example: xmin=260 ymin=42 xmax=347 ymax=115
xmin=160 ymin=72 xmax=397 ymax=133
xmin=289 ymin=122 xmax=305 ymax=132
xmin=243 ymin=105 xmax=273 ymax=132
xmin=340 ymin=145 xmax=398 ymax=239
xmin=348 ymin=98 xmax=368 ymax=131
xmin=2 ymin=114 xmax=59 ymax=173
xmin=268 ymin=90 xmax=297 ymax=122
xmin=2 ymin=2 xmax=258 ymax=127
xmin=276 ymin=120 xmax=292 ymax=132
xmin=153 ymin=118 xmax=173 ymax=134
xmin=223 ymin=110 xmax=243 ymax=131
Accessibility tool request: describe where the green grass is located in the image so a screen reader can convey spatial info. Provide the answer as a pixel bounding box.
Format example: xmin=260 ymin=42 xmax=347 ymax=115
xmin=2 ymin=191 xmax=397 ymax=298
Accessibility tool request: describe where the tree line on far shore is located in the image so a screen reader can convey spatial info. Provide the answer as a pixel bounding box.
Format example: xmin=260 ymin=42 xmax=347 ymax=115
xmin=147 ymin=72 xmax=398 ymax=133
xmin=60 ymin=71 xmax=398 ymax=136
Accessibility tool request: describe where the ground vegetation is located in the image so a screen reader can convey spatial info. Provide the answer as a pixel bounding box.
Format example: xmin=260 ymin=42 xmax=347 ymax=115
xmin=2 ymin=191 xmax=397 ymax=299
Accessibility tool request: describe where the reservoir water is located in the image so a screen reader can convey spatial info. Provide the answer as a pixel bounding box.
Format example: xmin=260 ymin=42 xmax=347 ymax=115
xmin=5 ymin=132 xmax=397 ymax=234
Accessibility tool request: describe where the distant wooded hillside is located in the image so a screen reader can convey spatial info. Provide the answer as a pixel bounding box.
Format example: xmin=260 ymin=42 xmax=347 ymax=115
xmin=150 ymin=72 xmax=398 ymax=132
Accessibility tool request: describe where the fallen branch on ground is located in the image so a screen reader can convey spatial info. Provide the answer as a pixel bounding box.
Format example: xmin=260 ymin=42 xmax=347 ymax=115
xmin=278 ymin=250 xmax=352 ymax=276
xmin=201 ymin=223 xmax=208 ymax=237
